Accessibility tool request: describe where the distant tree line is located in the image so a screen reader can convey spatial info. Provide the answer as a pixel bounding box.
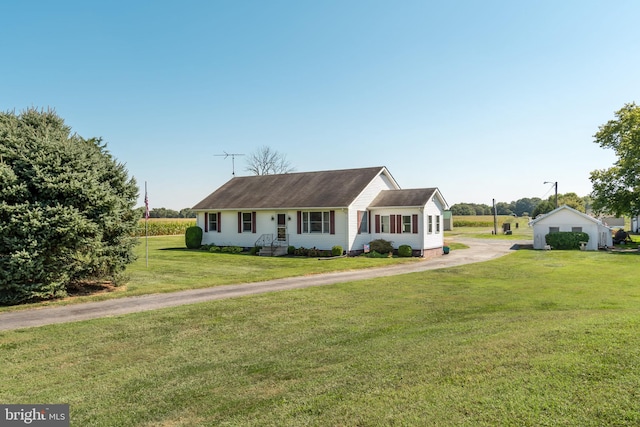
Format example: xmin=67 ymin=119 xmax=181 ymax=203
xmin=134 ymin=207 xmax=196 ymax=218
xmin=451 ymin=194 xmax=592 ymax=217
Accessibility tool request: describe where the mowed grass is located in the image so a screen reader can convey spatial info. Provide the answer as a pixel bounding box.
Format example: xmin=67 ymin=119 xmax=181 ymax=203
xmin=1 ymin=249 xmax=640 ymax=426
xmin=126 ymin=236 xmax=421 ymax=295
xmin=448 ymin=215 xmax=534 ymax=240
xmin=0 ymin=236 xmax=421 ymax=312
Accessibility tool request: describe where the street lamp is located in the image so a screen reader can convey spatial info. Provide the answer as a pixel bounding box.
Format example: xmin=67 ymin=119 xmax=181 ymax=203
xmin=544 ymin=181 xmax=558 ymax=208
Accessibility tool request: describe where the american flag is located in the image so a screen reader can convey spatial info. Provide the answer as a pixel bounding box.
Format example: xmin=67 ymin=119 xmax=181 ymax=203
xmin=144 ymin=184 xmax=149 ymax=220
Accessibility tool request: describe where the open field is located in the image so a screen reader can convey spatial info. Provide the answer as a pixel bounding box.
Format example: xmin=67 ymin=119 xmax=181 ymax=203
xmin=134 ymin=218 xmax=196 ymax=237
xmin=448 ymin=215 xmax=534 ymax=240
xmin=1 ymin=248 xmax=639 ymax=425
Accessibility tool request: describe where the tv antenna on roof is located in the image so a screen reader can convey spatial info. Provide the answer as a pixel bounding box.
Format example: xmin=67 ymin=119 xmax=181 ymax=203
xmin=214 ymin=151 xmax=245 ymax=176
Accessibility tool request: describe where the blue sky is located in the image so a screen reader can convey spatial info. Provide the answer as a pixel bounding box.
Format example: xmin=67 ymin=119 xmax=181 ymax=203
xmin=2 ymin=1 xmax=638 ymax=210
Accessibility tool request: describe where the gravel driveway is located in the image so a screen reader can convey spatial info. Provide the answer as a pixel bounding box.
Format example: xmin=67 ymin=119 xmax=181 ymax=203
xmin=0 ymin=238 xmax=529 ymax=331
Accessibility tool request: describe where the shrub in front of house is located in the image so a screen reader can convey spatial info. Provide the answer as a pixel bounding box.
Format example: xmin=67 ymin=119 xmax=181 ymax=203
xmin=221 ymin=246 xmax=243 ymax=254
xmin=185 ymin=226 xmax=203 ymax=249
xmin=369 ymin=239 xmax=394 ymax=255
xmin=363 ymin=250 xmax=388 ymax=258
xmin=331 ymin=245 xmax=343 ymax=256
xmin=545 ymin=232 xmax=589 ymax=250
xmin=208 ymin=245 xmax=221 ymax=253
xmin=292 ymin=246 xmax=333 ymax=257
xmin=398 ymin=245 xmax=413 ymax=257
xmin=288 ymin=246 xmax=295 ymax=255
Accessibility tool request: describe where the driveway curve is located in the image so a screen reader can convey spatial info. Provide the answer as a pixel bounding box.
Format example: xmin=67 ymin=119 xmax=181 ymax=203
xmin=0 ymin=238 xmax=530 ymax=331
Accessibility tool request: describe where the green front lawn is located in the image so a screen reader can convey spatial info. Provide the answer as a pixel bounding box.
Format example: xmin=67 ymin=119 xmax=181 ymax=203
xmin=0 ymin=236 xmax=422 ymax=311
xmin=1 ymin=249 xmax=639 ymax=425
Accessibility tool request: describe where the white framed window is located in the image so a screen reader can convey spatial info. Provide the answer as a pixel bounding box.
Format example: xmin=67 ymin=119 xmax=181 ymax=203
xmin=572 ymin=227 xmax=582 ymax=233
xmin=381 ymin=215 xmax=390 ymax=233
xmin=549 ymin=227 xmax=560 ymax=233
xmin=302 ymin=211 xmax=330 ymax=233
xmin=428 ymin=215 xmax=433 ymax=233
xmin=208 ymin=213 xmax=218 ymax=231
xmin=242 ymin=212 xmax=252 ymax=232
xmin=358 ymin=210 xmax=368 ymax=234
xmin=402 ymin=215 xmax=412 ymax=233
xmin=436 ymin=215 xmax=441 ymax=233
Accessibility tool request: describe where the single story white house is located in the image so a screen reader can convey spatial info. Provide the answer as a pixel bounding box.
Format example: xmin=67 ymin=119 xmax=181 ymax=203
xmin=529 ymin=205 xmax=613 ymax=250
xmin=192 ymin=166 xmax=449 ymax=257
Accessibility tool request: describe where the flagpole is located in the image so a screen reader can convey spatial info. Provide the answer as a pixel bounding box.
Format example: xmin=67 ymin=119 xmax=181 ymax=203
xmin=145 ymin=181 xmax=149 ymax=268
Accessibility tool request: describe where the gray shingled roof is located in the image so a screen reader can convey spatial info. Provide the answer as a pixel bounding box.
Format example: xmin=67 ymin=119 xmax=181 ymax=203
xmin=369 ymin=189 xmax=437 ymax=208
xmin=193 ymin=167 xmax=387 ymax=210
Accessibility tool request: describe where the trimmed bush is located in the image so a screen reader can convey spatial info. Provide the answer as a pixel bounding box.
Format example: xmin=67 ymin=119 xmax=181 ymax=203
xmin=369 ymin=239 xmax=394 ymax=255
xmin=287 ymin=246 xmax=295 ymax=255
xmin=398 ymin=245 xmax=413 ymax=257
xmin=185 ymin=226 xmax=203 ymax=249
xmin=249 ymin=246 xmax=261 ymax=255
xmin=208 ymin=246 xmax=221 ymax=253
xmin=331 ymin=245 xmax=343 ymax=256
xmin=545 ymin=232 xmax=589 ymax=250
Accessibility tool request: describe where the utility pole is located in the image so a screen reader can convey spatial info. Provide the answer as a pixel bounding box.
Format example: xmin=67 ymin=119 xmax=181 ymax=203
xmin=215 ymin=151 xmax=245 ymax=177
xmin=544 ymin=181 xmax=558 ymax=208
xmin=493 ymin=198 xmax=498 ymax=235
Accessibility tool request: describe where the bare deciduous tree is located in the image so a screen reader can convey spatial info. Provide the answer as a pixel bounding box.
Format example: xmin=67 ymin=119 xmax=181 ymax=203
xmin=245 ymin=146 xmax=295 ymax=175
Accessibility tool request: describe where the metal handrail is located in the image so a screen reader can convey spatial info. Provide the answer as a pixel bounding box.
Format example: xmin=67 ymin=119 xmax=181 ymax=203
xmin=255 ymin=234 xmax=289 ymax=248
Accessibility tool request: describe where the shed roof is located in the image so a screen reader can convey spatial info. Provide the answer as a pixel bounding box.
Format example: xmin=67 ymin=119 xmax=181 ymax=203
xmin=529 ymin=205 xmax=611 ymax=228
xmin=193 ymin=166 xmax=394 ymax=210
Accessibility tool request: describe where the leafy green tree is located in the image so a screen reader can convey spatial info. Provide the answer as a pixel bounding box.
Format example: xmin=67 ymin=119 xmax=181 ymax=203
xmin=179 ymin=208 xmax=196 ymax=218
xmin=149 ymin=207 xmax=180 ymax=218
xmin=555 ymin=192 xmax=585 ymax=212
xmin=0 ymin=108 xmax=138 ymax=305
xmin=590 ymin=103 xmax=640 ymax=216
xmin=532 ymin=200 xmax=555 ymax=217
xmin=495 ymin=202 xmax=513 ymax=215
xmin=450 ymin=204 xmax=476 ymax=215
xmin=513 ymin=198 xmax=540 ymax=217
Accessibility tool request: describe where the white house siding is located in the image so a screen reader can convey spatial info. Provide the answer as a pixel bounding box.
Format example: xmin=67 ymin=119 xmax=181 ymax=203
xmin=199 ymin=209 xmax=349 ymax=250
xmin=348 ymin=172 xmax=399 ymax=252
xmin=289 ymin=209 xmax=348 ymax=251
xmin=369 ymin=208 xmax=437 ymax=255
xmin=531 ymin=208 xmax=612 ymax=250
xmin=423 ymin=198 xmax=446 ymax=250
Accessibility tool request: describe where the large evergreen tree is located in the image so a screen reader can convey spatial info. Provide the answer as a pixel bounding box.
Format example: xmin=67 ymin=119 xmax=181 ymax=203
xmin=0 ymin=109 xmax=138 ymax=305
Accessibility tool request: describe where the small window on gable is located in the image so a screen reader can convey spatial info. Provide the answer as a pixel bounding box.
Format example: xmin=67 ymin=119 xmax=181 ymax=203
xmin=572 ymin=227 xmax=582 ymax=233
xmin=549 ymin=227 xmax=560 ymax=233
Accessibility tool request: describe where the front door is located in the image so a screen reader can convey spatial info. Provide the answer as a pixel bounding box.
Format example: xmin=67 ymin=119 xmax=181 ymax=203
xmin=277 ymin=214 xmax=287 ymax=241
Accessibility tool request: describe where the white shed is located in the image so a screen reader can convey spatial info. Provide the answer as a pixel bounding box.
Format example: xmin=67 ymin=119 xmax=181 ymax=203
xmin=530 ymin=205 xmax=613 ymax=250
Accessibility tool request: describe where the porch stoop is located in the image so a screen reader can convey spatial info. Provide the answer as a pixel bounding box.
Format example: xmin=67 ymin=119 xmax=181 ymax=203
xmin=258 ymin=246 xmax=288 ymax=257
